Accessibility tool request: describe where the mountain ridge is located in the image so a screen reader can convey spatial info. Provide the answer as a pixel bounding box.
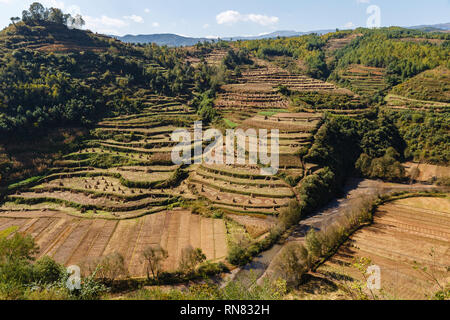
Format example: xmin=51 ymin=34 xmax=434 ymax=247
xmin=114 ymin=22 xmax=450 ymax=46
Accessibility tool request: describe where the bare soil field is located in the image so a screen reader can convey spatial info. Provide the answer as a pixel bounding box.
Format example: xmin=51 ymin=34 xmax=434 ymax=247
xmin=405 ymin=162 xmax=450 ymax=182
xmin=0 ymin=210 xmax=228 ymax=277
xmin=227 ymin=214 xmax=277 ymax=238
xmin=323 ymin=196 xmax=450 ymax=299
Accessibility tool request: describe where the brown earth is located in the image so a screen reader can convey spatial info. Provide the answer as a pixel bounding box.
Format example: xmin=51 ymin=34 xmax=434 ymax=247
xmin=0 ymin=210 xmax=228 ymax=277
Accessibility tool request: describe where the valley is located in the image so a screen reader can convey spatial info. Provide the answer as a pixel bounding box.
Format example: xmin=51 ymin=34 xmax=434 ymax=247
xmin=0 ymin=2 xmax=448 ymax=301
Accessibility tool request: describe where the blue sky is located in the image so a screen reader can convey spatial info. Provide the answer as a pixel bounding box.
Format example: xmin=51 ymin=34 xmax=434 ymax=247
xmin=0 ymin=0 xmax=449 ymax=37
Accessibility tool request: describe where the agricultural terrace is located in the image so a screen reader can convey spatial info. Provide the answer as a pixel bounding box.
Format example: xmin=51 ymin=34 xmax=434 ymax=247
xmin=0 ymin=93 xmax=233 ymax=276
xmin=334 ymin=64 xmax=389 ymax=97
xmin=2 ymin=96 xmax=199 ymax=220
xmin=322 ymin=195 xmax=450 ymax=299
xmin=0 ymin=210 xmax=227 ymax=276
xmin=385 ymin=67 xmax=450 ymax=113
xmin=189 ymin=164 xmax=296 ymax=216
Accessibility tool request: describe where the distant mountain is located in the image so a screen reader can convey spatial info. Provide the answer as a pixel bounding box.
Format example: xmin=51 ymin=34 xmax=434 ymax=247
xmin=114 ymin=29 xmax=336 ymax=46
xmin=408 ymin=22 xmax=450 ymax=32
xmin=114 ymin=34 xmax=212 ymax=47
xmin=225 ymin=29 xmax=335 ymax=41
xmin=114 ymin=23 xmax=450 ymax=47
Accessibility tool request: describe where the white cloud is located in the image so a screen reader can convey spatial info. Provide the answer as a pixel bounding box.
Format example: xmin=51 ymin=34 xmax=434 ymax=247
xmin=124 ymin=15 xmax=144 ymax=23
xmin=216 ymin=10 xmax=279 ymax=26
xmin=66 ymin=5 xmax=81 ymax=15
xmin=203 ymin=23 xmax=210 ymax=29
xmin=246 ymin=14 xmax=279 ymax=26
xmin=144 ymin=8 xmax=150 ymax=13
xmin=356 ymin=0 xmax=371 ymax=3
xmin=152 ymin=22 xmax=160 ymax=27
xmin=84 ymin=15 xmax=129 ymax=35
xmin=216 ymin=10 xmax=241 ymax=25
xmin=343 ymin=22 xmax=356 ymax=29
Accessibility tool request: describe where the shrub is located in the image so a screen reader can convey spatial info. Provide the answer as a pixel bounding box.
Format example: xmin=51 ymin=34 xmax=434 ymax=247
xmin=272 ymin=243 xmax=310 ymax=288
xmin=33 ymin=256 xmax=65 ymax=284
xmin=142 ymin=245 xmax=168 ymax=280
xmin=278 ymin=200 xmax=302 ymax=229
xmin=0 ymin=233 xmax=38 ymax=286
xmin=81 ymin=252 xmax=128 ymax=286
xmin=227 ymin=245 xmax=251 ymax=267
xmin=178 ymin=247 xmax=206 ymax=275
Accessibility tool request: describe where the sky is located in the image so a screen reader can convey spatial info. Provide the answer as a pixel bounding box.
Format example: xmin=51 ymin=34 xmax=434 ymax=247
xmin=0 ymin=0 xmax=449 ymax=37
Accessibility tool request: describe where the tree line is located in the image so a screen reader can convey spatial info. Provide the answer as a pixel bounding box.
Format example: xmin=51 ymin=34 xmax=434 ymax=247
xmin=11 ymin=2 xmax=85 ymax=29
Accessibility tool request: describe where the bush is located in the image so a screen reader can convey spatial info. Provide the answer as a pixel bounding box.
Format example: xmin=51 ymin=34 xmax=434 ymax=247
xmin=272 ymin=243 xmax=310 ymax=288
xmin=33 ymin=256 xmax=65 ymax=284
xmin=356 ymin=149 xmax=406 ymax=182
xmin=81 ymin=252 xmax=128 ymax=286
xmin=227 ymin=245 xmax=251 ymax=267
xmin=278 ymin=200 xmax=302 ymax=229
xmin=178 ymin=247 xmax=206 ymax=275
xmin=0 ymin=233 xmax=38 ymax=286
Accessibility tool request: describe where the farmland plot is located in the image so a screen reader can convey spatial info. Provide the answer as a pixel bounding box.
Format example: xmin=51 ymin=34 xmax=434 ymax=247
xmin=324 ymin=196 xmax=450 ymax=299
xmin=0 ymin=210 xmax=227 ymax=276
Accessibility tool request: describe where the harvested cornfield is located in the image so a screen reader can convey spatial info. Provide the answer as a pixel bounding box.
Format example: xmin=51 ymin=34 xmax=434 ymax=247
xmin=323 ymin=196 xmax=450 ymax=299
xmin=0 ymin=210 xmax=228 ymax=277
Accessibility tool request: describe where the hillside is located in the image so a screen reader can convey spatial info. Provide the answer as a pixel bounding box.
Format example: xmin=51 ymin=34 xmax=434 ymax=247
xmin=0 ymin=21 xmax=113 ymax=52
xmin=409 ymin=22 xmax=450 ymax=32
xmin=0 ymin=20 xmax=200 ymax=188
xmin=390 ymin=66 xmax=450 ymax=103
xmin=113 ymin=23 xmax=450 ymax=47
xmin=113 ymin=30 xmax=338 ymax=47
xmin=0 ymin=4 xmax=448 ymax=301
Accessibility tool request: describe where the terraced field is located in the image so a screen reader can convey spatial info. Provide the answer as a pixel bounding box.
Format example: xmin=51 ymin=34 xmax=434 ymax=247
xmin=1 ymin=48 xmax=375 ymax=279
xmin=0 ymin=93 xmax=233 ymax=276
xmin=0 ymin=210 xmax=227 ymax=276
xmin=385 ymin=94 xmax=450 ymax=112
xmin=205 ymin=49 xmax=228 ymax=65
xmin=214 ymin=56 xmax=332 ymax=171
xmin=337 ymin=64 xmax=388 ymax=96
xmin=323 ymin=196 xmax=450 ymax=299
xmin=216 ymin=58 xmax=337 ymax=115
xmin=325 ymin=34 xmax=361 ymax=56
xmin=1 ymin=96 xmax=200 ymax=218
xmin=189 ymin=164 xmax=295 ymax=215
xmin=1 ymin=63 xmax=320 ymax=274
xmin=389 ymin=66 xmax=450 ymax=105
